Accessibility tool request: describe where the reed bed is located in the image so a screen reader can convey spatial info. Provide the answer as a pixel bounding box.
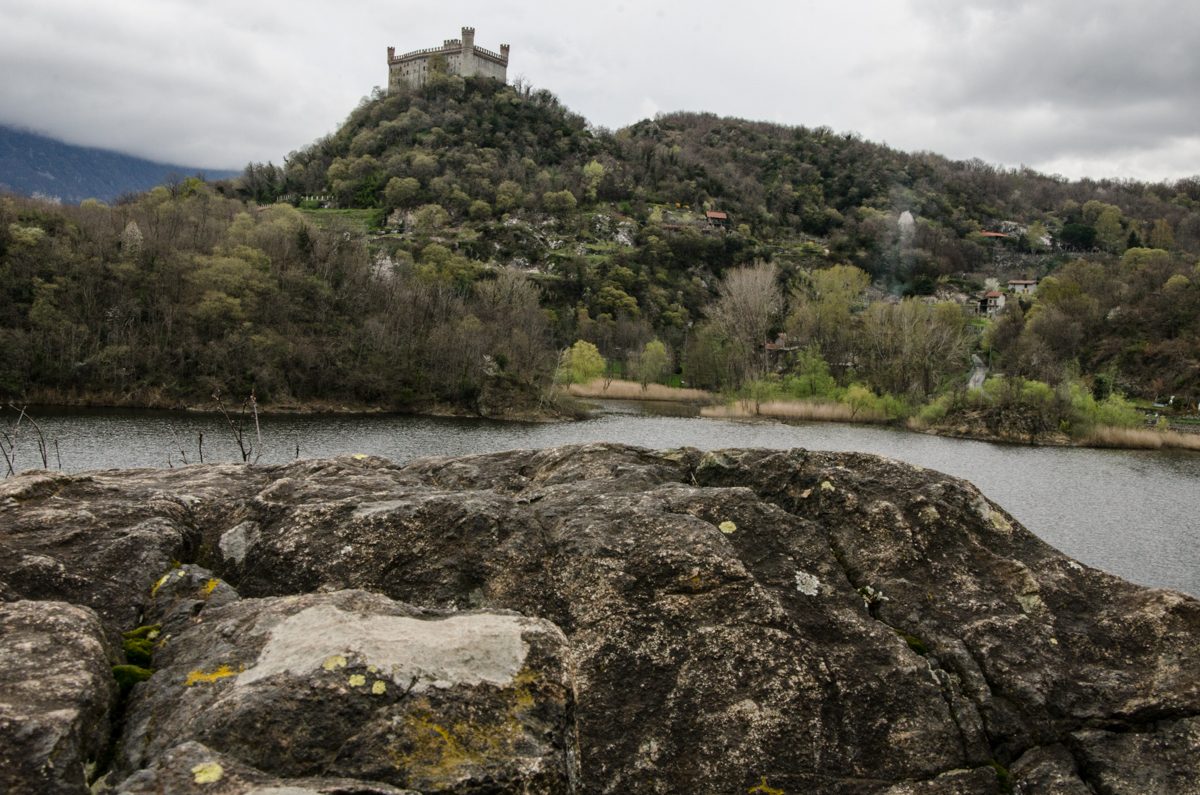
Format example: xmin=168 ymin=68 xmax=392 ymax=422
xmin=568 ymin=379 xmax=714 ymax=403
xmin=701 ymin=399 xmax=888 ymax=424
xmin=1084 ymin=426 xmax=1200 ymax=450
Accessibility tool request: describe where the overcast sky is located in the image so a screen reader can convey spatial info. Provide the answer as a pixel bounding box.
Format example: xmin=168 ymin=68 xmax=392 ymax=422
xmin=2 ymin=0 xmax=1198 ymax=182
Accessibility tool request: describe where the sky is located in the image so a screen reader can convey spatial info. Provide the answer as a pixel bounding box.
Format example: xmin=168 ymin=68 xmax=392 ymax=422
xmin=2 ymin=0 xmax=1198 ymax=182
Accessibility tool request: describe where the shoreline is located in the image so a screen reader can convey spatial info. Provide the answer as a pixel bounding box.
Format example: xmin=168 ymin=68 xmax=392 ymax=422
xmin=9 ymin=386 xmax=1198 ymax=452
xmin=569 ymin=381 xmax=1200 ymax=451
xmin=1 ymin=390 xmax=575 ymax=423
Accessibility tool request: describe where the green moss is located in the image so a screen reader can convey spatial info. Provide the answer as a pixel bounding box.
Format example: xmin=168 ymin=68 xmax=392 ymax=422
xmin=985 ymin=759 xmax=1013 ymax=793
xmin=892 ymin=628 xmax=929 ymax=656
xmin=112 ymin=665 xmax=154 ymax=695
xmin=122 ymin=624 xmax=162 ymax=641
xmin=121 ymin=625 xmax=162 ymax=666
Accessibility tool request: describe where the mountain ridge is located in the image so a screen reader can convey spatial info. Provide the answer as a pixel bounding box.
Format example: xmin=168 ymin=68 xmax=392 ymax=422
xmin=0 ymin=125 xmax=238 ymax=204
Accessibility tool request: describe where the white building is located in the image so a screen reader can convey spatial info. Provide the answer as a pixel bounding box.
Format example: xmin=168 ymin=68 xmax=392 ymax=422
xmin=388 ymin=27 xmax=509 ymax=92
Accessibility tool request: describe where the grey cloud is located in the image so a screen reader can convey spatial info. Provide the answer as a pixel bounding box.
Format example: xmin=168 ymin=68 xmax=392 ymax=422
xmin=891 ymin=0 xmax=1200 ymax=173
xmin=2 ymin=0 xmax=1198 ymax=180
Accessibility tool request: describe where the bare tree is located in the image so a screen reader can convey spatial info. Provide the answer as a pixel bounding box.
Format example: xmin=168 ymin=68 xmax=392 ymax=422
xmin=705 ymin=261 xmax=781 ymax=385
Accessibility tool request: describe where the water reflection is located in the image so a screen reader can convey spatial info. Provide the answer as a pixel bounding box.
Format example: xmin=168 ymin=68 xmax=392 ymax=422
xmin=6 ymin=402 xmax=1199 ymax=596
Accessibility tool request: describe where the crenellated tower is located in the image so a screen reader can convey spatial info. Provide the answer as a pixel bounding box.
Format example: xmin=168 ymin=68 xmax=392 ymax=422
xmin=387 ymin=26 xmax=510 ymax=93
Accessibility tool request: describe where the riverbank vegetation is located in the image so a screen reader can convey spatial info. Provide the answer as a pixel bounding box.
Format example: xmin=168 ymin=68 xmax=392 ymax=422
xmin=3 ymin=70 xmax=1200 ymax=438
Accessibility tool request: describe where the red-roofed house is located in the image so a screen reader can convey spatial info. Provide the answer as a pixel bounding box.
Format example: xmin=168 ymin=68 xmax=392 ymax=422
xmin=705 ymin=211 xmax=728 ymax=228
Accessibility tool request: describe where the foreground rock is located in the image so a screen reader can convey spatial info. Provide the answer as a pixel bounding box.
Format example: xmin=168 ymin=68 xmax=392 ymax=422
xmin=116 ymin=741 xmax=418 ymax=795
xmin=0 ymin=601 xmax=118 ymax=795
xmin=2 ymin=445 xmax=1199 ymax=794
xmin=119 ymin=589 xmax=576 ymax=793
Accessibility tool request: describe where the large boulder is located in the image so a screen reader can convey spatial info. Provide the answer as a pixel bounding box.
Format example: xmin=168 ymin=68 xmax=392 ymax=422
xmin=118 ymin=589 xmax=577 ymax=794
xmin=0 ymin=465 xmax=252 ymax=646
xmin=3 ymin=444 xmax=1199 ymax=794
xmin=0 ymin=600 xmax=119 ymax=795
xmin=115 ymin=741 xmax=418 ymax=795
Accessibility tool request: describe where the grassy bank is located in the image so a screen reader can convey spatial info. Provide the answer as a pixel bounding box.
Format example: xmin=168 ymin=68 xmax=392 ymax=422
xmin=701 ymin=399 xmax=888 ymax=424
xmin=1083 ymin=425 xmax=1200 ymax=450
xmin=567 ymin=379 xmax=714 ymax=403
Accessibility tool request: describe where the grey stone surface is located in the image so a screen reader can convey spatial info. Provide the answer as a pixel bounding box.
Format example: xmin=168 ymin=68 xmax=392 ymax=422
xmin=114 ymin=741 xmax=418 ymax=795
xmin=3 ymin=444 xmax=1199 ymax=794
xmin=1070 ymin=717 xmax=1200 ymax=795
xmin=119 ymin=590 xmax=576 ymax=794
xmin=0 ymin=600 xmax=119 ymax=795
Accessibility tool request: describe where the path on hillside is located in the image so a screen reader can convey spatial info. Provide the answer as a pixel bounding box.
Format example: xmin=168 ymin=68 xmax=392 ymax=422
xmin=968 ymin=354 xmax=988 ymax=389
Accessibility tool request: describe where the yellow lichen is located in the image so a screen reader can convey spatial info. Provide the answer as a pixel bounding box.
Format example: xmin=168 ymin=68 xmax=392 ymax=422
xmin=372 ymin=680 xmax=387 ymax=694
xmin=200 ymin=579 xmax=219 ymax=596
xmin=991 ymin=513 xmax=1013 ymax=534
xmin=184 ymin=665 xmax=242 ymax=686
xmin=820 ymin=481 xmax=835 ymax=492
xmin=191 ymin=762 xmax=223 ymax=783
xmin=749 ymin=777 xmax=784 ymax=795
xmin=322 ymin=654 xmax=347 ymax=671
xmin=718 ymin=521 xmax=737 ymax=534
xmin=352 ymin=454 xmax=368 ymax=460
xmin=367 ymin=665 xmax=379 ymax=673
xmin=349 ymin=674 xmax=366 ymax=687
xmin=150 ymin=573 xmax=171 ymax=597
xmin=389 ymin=669 xmax=541 ymax=784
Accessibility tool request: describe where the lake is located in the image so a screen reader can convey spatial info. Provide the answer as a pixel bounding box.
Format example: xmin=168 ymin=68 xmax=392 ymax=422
xmin=6 ymin=401 xmax=1198 ymax=597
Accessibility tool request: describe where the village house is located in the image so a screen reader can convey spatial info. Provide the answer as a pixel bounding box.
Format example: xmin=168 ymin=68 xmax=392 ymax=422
xmin=1008 ymin=279 xmax=1037 ymax=295
xmin=979 ymin=291 xmax=1006 ymax=317
xmin=705 ymin=211 xmax=728 ymax=228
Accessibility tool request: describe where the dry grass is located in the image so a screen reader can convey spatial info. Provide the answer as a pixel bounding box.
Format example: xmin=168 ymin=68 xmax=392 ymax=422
xmin=1085 ymin=425 xmax=1200 ymax=450
xmin=701 ymin=399 xmax=887 ymax=424
xmin=568 ymin=379 xmax=714 ymax=403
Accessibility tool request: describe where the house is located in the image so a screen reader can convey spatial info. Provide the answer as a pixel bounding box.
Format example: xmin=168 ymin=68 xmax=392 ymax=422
xmin=764 ymin=333 xmax=799 ymax=371
xmin=979 ymin=291 xmax=1006 ymax=317
xmin=705 ymin=211 xmax=728 ymax=228
xmin=1008 ymin=279 xmax=1037 ymax=295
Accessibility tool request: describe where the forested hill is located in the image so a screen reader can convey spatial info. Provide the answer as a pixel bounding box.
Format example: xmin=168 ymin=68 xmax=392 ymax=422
xmin=3 ymin=72 xmax=1200 ymax=421
xmin=0 ymin=126 xmax=238 ymax=204
xmin=261 ymin=76 xmax=1200 ymax=280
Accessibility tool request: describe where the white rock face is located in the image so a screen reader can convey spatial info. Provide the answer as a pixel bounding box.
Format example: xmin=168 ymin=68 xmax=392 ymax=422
xmin=238 ymin=604 xmax=530 ymax=691
xmin=219 ymin=521 xmax=259 ymax=565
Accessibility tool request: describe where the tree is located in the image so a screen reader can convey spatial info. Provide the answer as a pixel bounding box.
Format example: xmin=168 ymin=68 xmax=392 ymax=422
xmin=1095 ymin=207 xmax=1125 ymax=252
xmin=384 ymin=177 xmax=420 ymax=208
xmin=632 ymin=340 xmax=669 ymax=389
xmin=787 ymin=264 xmax=869 ymax=372
xmin=1059 ymin=224 xmax=1097 ymax=250
xmin=543 ymin=190 xmax=578 ymax=215
xmin=582 ymin=161 xmax=606 ymax=203
xmin=414 ymin=204 xmax=449 ymax=231
xmin=468 ymin=200 xmax=492 ymax=221
xmin=495 ymin=181 xmax=523 ymax=212
xmin=1024 ymin=220 xmax=1049 ymax=252
xmin=565 ymin=340 xmax=605 ymax=384
xmin=706 ymin=261 xmax=781 ymax=384
xmin=1149 ymin=219 xmax=1175 ymax=250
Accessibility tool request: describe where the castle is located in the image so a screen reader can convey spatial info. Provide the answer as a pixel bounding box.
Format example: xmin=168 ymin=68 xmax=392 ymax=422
xmin=387 ymin=27 xmax=509 ymax=92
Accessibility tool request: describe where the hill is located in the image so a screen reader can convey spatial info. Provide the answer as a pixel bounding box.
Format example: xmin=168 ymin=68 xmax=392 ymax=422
xmin=2 ymin=72 xmax=1200 ymax=427
xmin=0 ymin=126 xmax=238 ymax=204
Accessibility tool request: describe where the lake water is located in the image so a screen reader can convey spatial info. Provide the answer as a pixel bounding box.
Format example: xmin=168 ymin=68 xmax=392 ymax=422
xmin=6 ymin=401 xmax=1199 ymax=597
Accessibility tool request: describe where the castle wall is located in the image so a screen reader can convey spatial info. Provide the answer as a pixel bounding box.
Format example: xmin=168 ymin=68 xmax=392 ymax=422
xmin=387 ymin=27 xmax=508 ymax=93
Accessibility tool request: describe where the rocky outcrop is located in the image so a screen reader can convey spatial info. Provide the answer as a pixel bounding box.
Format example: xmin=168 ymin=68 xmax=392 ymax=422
xmin=2 ymin=444 xmax=1199 ymax=794
xmin=118 ymin=588 xmax=576 ymax=794
xmin=0 ymin=600 xmax=119 ymax=795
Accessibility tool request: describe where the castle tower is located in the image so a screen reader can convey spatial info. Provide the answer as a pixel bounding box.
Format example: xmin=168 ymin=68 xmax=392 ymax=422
xmin=387 ymin=26 xmax=509 ymax=94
